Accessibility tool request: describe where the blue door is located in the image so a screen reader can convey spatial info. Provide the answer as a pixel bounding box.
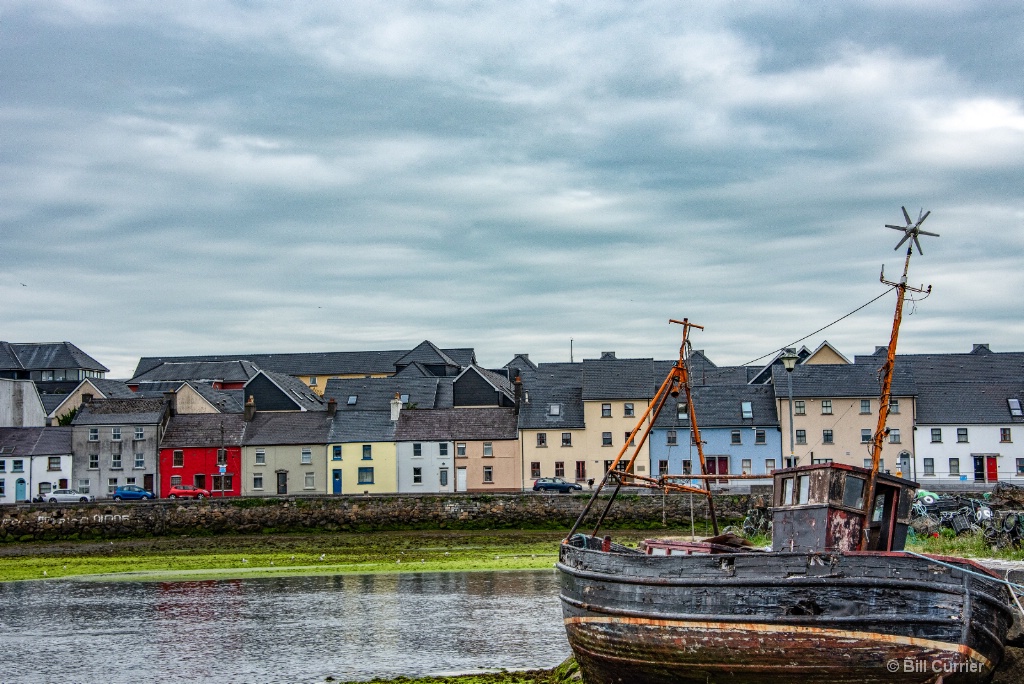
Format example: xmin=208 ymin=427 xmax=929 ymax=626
xmin=15 ymin=479 xmax=27 ymax=502
xmin=332 ymin=469 xmax=342 ymax=495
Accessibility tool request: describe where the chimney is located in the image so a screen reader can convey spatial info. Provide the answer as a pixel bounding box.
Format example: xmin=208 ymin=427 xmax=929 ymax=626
xmin=514 ymin=376 xmax=523 ymax=415
xmin=163 ymin=391 xmax=177 ymax=417
xmin=327 ymin=398 xmax=337 ymax=416
xmin=972 ymin=343 xmax=991 ymax=354
xmin=390 ymin=392 xmax=402 ymax=422
xmin=600 ymin=351 xmax=616 ymax=360
xmin=244 ymin=395 xmax=256 ymax=422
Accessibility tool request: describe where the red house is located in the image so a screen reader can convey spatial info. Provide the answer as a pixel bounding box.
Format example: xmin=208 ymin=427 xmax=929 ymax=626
xmin=159 ymin=414 xmax=245 ymax=497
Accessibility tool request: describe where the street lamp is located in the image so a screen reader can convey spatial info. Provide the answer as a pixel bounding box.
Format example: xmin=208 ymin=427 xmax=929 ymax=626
xmin=780 ymin=349 xmax=799 ymax=468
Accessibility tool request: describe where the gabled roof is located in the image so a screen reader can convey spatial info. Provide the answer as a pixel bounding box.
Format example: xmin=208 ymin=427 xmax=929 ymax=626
xmin=517 ymin=362 xmax=585 ymax=430
xmin=652 ymin=360 xmax=750 ymax=387
xmin=395 ymin=407 xmax=519 ymax=441
xmin=803 ymin=341 xmax=851 ymax=365
xmin=129 ymin=360 xmax=261 ymax=385
xmin=454 ymin=364 xmax=515 ymax=400
xmin=653 ymin=383 xmax=779 ymax=428
xmin=914 ymin=382 xmax=1024 ymax=425
xmin=0 ymin=427 xmax=73 ymax=456
xmin=504 ymin=354 xmax=538 ymax=373
xmin=0 ymin=342 xmax=108 ymax=373
xmin=747 ymin=347 xmax=812 ymax=385
xmin=241 ymin=411 xmax=334 ymax=446
xmin=44 ymin=378 xmax=138 ymax=420
xmin=395 ymin=340 xmax=460 ymax=370
xmin=249 ymin=370 xmax=325 ymax=411
xmin=581 ymin=357 xmax=655 ymax=400
xmin=328 ymin=410 xmax=397 ymax=443
xmin=160 ymin=414 xmax=246 ymax=448
xmin=770 ymin=363 xmax=916 ymax=399
xmin=72 ymin=398 xmax=169 ymax=426
xmin=323 ymin=377 xmax=454 ymax=411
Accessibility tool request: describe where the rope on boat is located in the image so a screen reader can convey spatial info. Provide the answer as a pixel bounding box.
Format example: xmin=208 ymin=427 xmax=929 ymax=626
xmin=903 ymin=550 xmax=1024 ymax=620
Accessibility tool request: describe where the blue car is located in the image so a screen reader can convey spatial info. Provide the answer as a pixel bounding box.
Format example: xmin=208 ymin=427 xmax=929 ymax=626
xmin=113 ymin=484 xmax=155 ymax=501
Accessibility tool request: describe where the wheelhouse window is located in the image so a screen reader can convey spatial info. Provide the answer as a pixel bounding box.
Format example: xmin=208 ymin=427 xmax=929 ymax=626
xmin=780 ymin=477 xmax=794 ymax=505
xmin=843 ymin=476 xmax=866 ymax=509
xmin=797 ymin=475 xmax=810 ymax=505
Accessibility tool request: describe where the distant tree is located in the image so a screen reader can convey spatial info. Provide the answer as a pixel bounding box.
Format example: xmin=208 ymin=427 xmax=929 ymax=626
xmin=57 ymin=407 xmax=78 ymax=426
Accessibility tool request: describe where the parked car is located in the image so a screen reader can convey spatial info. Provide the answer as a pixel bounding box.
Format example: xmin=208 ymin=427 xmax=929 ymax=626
xmin=167 ymin=484 xmax=210 ymax=499
xmin=532 ymin=477 xmax=583 ymax=493
xmin=112 ymin=484 xmax=155 ymax=501
xmin=46 ymin=489 xmax=95 ymax=503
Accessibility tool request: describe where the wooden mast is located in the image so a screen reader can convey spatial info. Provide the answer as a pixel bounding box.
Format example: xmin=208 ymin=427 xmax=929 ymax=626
xmin=859 ymin=207 xmax=935 ymax=550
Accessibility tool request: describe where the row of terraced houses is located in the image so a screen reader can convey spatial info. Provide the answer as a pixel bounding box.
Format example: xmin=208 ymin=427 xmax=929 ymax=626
xmin=1 ymin=339 xmax=1022 ymax=503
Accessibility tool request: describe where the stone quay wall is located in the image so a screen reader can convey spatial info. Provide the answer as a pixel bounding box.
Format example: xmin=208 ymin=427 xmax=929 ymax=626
xmin=0 ymin=492 xmax=750 ymax=542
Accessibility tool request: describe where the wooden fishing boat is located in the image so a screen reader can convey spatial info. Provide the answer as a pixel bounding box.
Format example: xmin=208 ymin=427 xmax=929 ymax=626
xmin=557 ymin=210 xmax=1021 ymax=683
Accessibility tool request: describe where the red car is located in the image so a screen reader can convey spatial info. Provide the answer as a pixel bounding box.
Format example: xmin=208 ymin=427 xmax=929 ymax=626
xmin=167 ymin=484 xmax=210 ymax=499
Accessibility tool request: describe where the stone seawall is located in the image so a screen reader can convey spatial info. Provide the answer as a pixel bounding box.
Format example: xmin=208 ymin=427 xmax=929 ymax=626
xmin=0 ymin=492 xmax=749 ymax=542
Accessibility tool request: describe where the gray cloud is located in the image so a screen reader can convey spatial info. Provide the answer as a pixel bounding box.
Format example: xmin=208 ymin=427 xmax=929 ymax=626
xmin=2 ymin=1 xmax=1021 ymax=377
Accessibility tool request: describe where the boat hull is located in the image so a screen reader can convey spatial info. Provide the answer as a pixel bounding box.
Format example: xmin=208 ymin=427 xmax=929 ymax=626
xmin=558 ymin=543 xmax=1014 ymax=684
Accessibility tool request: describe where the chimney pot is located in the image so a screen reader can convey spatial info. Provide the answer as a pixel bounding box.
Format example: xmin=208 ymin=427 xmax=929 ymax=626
xmin=327 ymin=398 xmax=337 ymax=416
xmin=244 ymin=395 xmax=256 ymax=422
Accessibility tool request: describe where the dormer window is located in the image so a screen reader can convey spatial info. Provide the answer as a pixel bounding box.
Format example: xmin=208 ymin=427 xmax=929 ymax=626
xmin=347 ymin=395 xmax=357 ymax=405
xmin=740 ymin=401 xmax=753 ymax=419
xmin=677 ymin=402 xmax=687 ymax=420
xmin=400 ymin=394 xmax=410 ymax=404
xmin=1010 ymin=399 xmax=1023 ymax=417
xmin=548 ymin=404 xmax=560 ymax=416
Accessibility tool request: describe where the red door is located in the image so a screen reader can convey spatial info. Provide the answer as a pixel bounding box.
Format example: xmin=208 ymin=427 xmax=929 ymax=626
xmin=986 ymin=456 xmax=999 ymax=482
xmin=706 ymin=457 xmax=729 ymax=483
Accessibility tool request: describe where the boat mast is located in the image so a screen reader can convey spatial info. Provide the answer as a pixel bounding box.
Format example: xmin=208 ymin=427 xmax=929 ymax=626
xmin=564 ymin=318 xmax=719 ymax=540
xmin=859 ymin=207 xmax=936 ymax=550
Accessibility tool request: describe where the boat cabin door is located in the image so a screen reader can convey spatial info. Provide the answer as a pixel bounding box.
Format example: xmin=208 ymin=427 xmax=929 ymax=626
xmin=866 ymin=483 xmax=901 ymax=551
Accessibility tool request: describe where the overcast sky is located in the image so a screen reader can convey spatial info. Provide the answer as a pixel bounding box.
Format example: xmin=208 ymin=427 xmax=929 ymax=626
xmin=2 ymin=2 xmax=1022 ymax=378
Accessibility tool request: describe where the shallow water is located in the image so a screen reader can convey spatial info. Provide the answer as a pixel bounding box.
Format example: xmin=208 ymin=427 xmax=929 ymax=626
xmin=0 ymin=570 xmax=570 ymax=683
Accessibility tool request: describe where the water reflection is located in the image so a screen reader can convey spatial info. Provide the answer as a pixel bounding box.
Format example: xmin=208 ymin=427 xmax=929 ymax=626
xmin=0 ymin=570 xmax=569 ymax=684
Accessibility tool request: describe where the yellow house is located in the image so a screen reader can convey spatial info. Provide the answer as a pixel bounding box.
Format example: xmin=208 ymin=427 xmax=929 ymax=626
xmin=326 ymin=411 xmax=399 ymax=494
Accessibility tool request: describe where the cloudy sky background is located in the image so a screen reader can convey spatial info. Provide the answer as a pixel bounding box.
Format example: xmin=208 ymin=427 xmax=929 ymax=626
xmin=2 ymin=1 xmax=1022 ymax=378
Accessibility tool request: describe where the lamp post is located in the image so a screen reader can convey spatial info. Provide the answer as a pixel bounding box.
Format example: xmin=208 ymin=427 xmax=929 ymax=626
xmin=780 ymin=349 xmax=799 ymax=468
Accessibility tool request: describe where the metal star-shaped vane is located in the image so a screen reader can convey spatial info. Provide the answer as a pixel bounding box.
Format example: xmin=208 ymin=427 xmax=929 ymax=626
xmin=885 ymin=206 xmax=939 ymax=254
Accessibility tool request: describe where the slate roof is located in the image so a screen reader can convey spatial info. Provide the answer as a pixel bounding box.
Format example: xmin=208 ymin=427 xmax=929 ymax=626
xmin=241 ymin=411 xmax=335 ymax=446
xmin=395 ymin=340 xmax=460 ymax=369
xmin=0 ymin=427 xmax=73 ymax=455
xmin=323 ymin=377 xmax=454 ymax=411
xmin=72 ymin=398 xmax=169 ymax=426
xmin=89 ymin=378 xmax=139 ymax=399
xmin=253 ymin=370 xmax=325 ymax=411
xmin=653 ymin=384 xmax=780 ymax=428
xmin=770 ymin=363 xmax=916 ymax=399
xmin=0 ymin=342 xmax=108 ymax=373
xmin=651 ymin=360 xmax=751 ymax=387
xmin=517 ymin=362 xmax=585 ymax=430
xmin=882 ymin=351 xmax=1024 ymax=385
xmin=132 ymin=343 xmax=475 ymax=378
xmin=160 ymin=414 xmax=246 ymax=448
xmin=914 ymin=382 xmax=1024 ymax=425
xmin=581 ymin=357 xmax=656 ymax=400
xmin=456 ymin=364 xmax=515 ymax=399
xmin=328 ymin=410 xmax=397 ymax=443
xmin=395 ymin=407 xmax=519 ymax=441
xmin=129 ymin=360 xmax=261 ymax=385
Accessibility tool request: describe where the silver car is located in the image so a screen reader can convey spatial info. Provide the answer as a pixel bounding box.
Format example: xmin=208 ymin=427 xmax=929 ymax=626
xmin=46 ymin=489 xmax=95 ymax=503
